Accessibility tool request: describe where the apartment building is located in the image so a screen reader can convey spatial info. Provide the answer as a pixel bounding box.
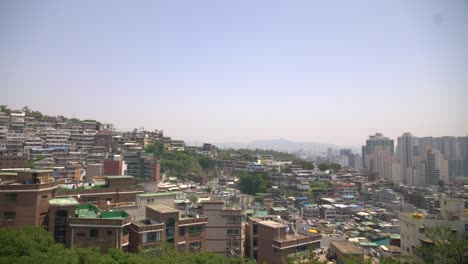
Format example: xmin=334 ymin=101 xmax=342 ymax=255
xmin=0 ymin=169 xmax=58 ymax=228
xmin=0 ymin=154 xmax=27 ymax=169
xmin=302 ymin=204 xmax=320 ymax=219
xmin=5 ymin=132 xmax=25 ymax=153
xmin=128 ymin=217 xmax=165 ymax=253
xmin=39 ymin=128 xmax=71 ymax=148
xmin=199 ymin=200 xmax=246 ymax=256
xmin=23 ymin=136 xmax=43 ymax=153
xmin=319 ymin=204 xmax=336 ymax=221
xmin=254 ymin=219 xmax=321 ymax=264
xmin=9 ymin=112 xmax=25 ymax=132
xmin=145 ymin=204 xmax=207 ymax=253
xmin=399 ymin=196 xmax=468 ymax=261
xmin=57 ymin=176 xmax=144 ymax=210
xmin=47 ymin=197 xmax=131 ymax=252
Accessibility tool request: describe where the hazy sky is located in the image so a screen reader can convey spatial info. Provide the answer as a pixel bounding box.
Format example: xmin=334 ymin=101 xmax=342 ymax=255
xmin=1 ymin=0 xmax=467 ymax=147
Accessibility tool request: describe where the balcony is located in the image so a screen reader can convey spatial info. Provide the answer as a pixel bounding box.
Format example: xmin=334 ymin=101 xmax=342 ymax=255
xmin=272 ymin=234 xmax=320 ymax=249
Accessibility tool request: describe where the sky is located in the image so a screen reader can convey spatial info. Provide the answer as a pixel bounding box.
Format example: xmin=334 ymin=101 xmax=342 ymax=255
xmin=1 ymin=0 xmax=467 ymax=147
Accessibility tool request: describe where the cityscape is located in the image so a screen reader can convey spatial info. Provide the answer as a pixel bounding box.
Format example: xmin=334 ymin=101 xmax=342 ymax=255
xmin=2 ymin=1 xmax=467 ymax=264
xmin=0 ymin=105 xmax=466 ymax=263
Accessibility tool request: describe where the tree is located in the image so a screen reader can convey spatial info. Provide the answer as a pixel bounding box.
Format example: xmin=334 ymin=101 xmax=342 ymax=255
xmin=21 ymin=106 xmax=31 ymax=114
xmin=0 ymin=105 xmax=11 ymax=114
xmin=414 ymin=223 xmax=468 ymax=264
xmin=1 ymin=226 xmax=256 ymax=264
xmin=292 ymin=159 xmax=315 ymax=170
xmin=239 ymin=172 xmax=271 ymax=195
xmin=197 ymin=155 xmax=215 ymax=172
xmin=438 ymin=180 xmax=445 ymax=188
xmin=317 ymin=163 xmax=341 ymax=171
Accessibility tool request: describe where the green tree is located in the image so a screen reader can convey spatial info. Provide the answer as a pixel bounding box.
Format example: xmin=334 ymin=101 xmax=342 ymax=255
xmin=239 ymin=172 xmax=272 ymax=195
xmin=292 ymin=159 xmax=315 ymax=170
xmin=21 ymin=106 xmax=31 ymax=114
xmin=0 ymin=105 xmax=11 ymax=114
xmin=414 ymin=223 xmax=468 ymax=264
xmin=317 ymin=163 xmax=341 ymax=171
xmin=197 ymin=155 xmax=215 ymax=172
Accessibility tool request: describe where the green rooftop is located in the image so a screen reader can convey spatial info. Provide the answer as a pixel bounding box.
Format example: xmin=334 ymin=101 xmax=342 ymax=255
xmin=49 ymin=197 xmax=79 ymax=206
xmin=74 ymin=204 xmax=129 ymax=219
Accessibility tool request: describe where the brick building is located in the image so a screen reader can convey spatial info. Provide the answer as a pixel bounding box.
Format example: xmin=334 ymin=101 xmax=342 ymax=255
xmin=0 ymin=154 xmax=27 ymax=169
xmin=145 ymin=204 xmax=207 ymax=253
xmin=0 ymin=169 xmax=58 ymax=228
xmin=199 ymin=200 xmax=246 ymax=256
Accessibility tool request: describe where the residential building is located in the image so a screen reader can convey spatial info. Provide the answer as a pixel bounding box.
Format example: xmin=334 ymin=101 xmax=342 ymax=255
xmin=362 ymin=133 xmax=394 ymax=170
xmin=199 ymin=200 xmax=246 ymax=256
xmin=329 ymin=240 xmax=364 ymax=263
xmin=48 ymin=198 xmax=131 ymax=252
xmin=0 ymin=169 xmax=58 ymax=228
xmin=145 ymin=204 xmax=207 ymax=253
xmin=399 ymin=196 xmax=468 ymax=261
xmin=254 ymin=219 xmax=320 ymax=264
xmin=0 ymin=154 xmax=27 ymax=169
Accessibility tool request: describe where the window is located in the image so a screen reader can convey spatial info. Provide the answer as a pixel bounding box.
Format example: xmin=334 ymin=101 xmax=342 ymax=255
xmin=3 ymin=212 xmax=16 ymax=221
xmin=90 ymin=229 xmax=99 ymax=238
xmin=227 ymin=217 xmax=241 ymax=224
xmin=189 ymin=225 xmax=202 ymax=234
xmin=179 ymin=227 xmax=185 ymax=236
xmin=178 ymin=243 xmax=185 ymax=252
xmin=107 ymin=230 xmax=113 ymax=236
xmin=226 ymin=241 xmax=240 ymax=249
xmin=227 ymin=229 xmax=240 ymax=236
xmin=419 ymin=227 xmax=425 ymax=233
xmin=143 ymin=232 xmax=161 ymax=243
xmin=189 ymin=241 xmax=201 ymax=252
xmin=123 ymin=227 xmax=129 ymax=235
xmin=5 ymin=193 xmax=17 ymax=202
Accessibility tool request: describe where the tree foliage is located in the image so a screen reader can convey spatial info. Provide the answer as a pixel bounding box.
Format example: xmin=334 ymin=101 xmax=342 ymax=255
xmin=414 ymin=223 xmax=468 ymax=264
xmin=0 ymin=226 xmax=255 ymax=264
xmin=317 ymin=162 xmax=341 ymax=171
xmin=292 ymin=159 xmax=315 ymax=170
xmin=145 ymin=142 xmax=203 ymax=178
xmin=0 ymin=105 xmax=11 ymax=114
xmin=239 ymin=172 xmax=272 ymax=195
xmin=218 ymin=148 xmax=297 ymax=161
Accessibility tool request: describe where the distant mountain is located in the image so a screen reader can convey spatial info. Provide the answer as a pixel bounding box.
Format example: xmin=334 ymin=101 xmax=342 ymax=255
xmin=217 ymin=139 xmax=359 ymax=154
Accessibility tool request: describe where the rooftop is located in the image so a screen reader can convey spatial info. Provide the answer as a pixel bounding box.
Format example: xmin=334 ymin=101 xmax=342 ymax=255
xmin=75 ymin=204 xmax=129 ymax=219
xmin=138 ymin=191 xmax=183 ymax=197
xmin=49 ymin=197 xmax=79 ymax=206
xmin=259 ymin=220 xmax=287 ymax=229
xmin=330 ymin=240 xmax=363 ymax=255
xmin=146 ymin=204 xmax=179 ymax=213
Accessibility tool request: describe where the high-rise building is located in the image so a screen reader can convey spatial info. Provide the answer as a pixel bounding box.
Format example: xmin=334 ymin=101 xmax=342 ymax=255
xmin=409 ymin=146 xmax=449 ymax=186
xmin=398 ymin=133 xmax=414 ymax=184
xmin=362 ymin=133 xmax=394 ymax=170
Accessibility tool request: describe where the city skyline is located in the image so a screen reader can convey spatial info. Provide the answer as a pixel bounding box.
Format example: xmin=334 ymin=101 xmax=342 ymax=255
xmin=2 ymin=0 xmax=468 ymax=146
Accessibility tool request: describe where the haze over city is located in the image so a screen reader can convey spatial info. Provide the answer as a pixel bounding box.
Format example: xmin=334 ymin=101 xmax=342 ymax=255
xmin=2 ymin=0 xmax=467 ymax=146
